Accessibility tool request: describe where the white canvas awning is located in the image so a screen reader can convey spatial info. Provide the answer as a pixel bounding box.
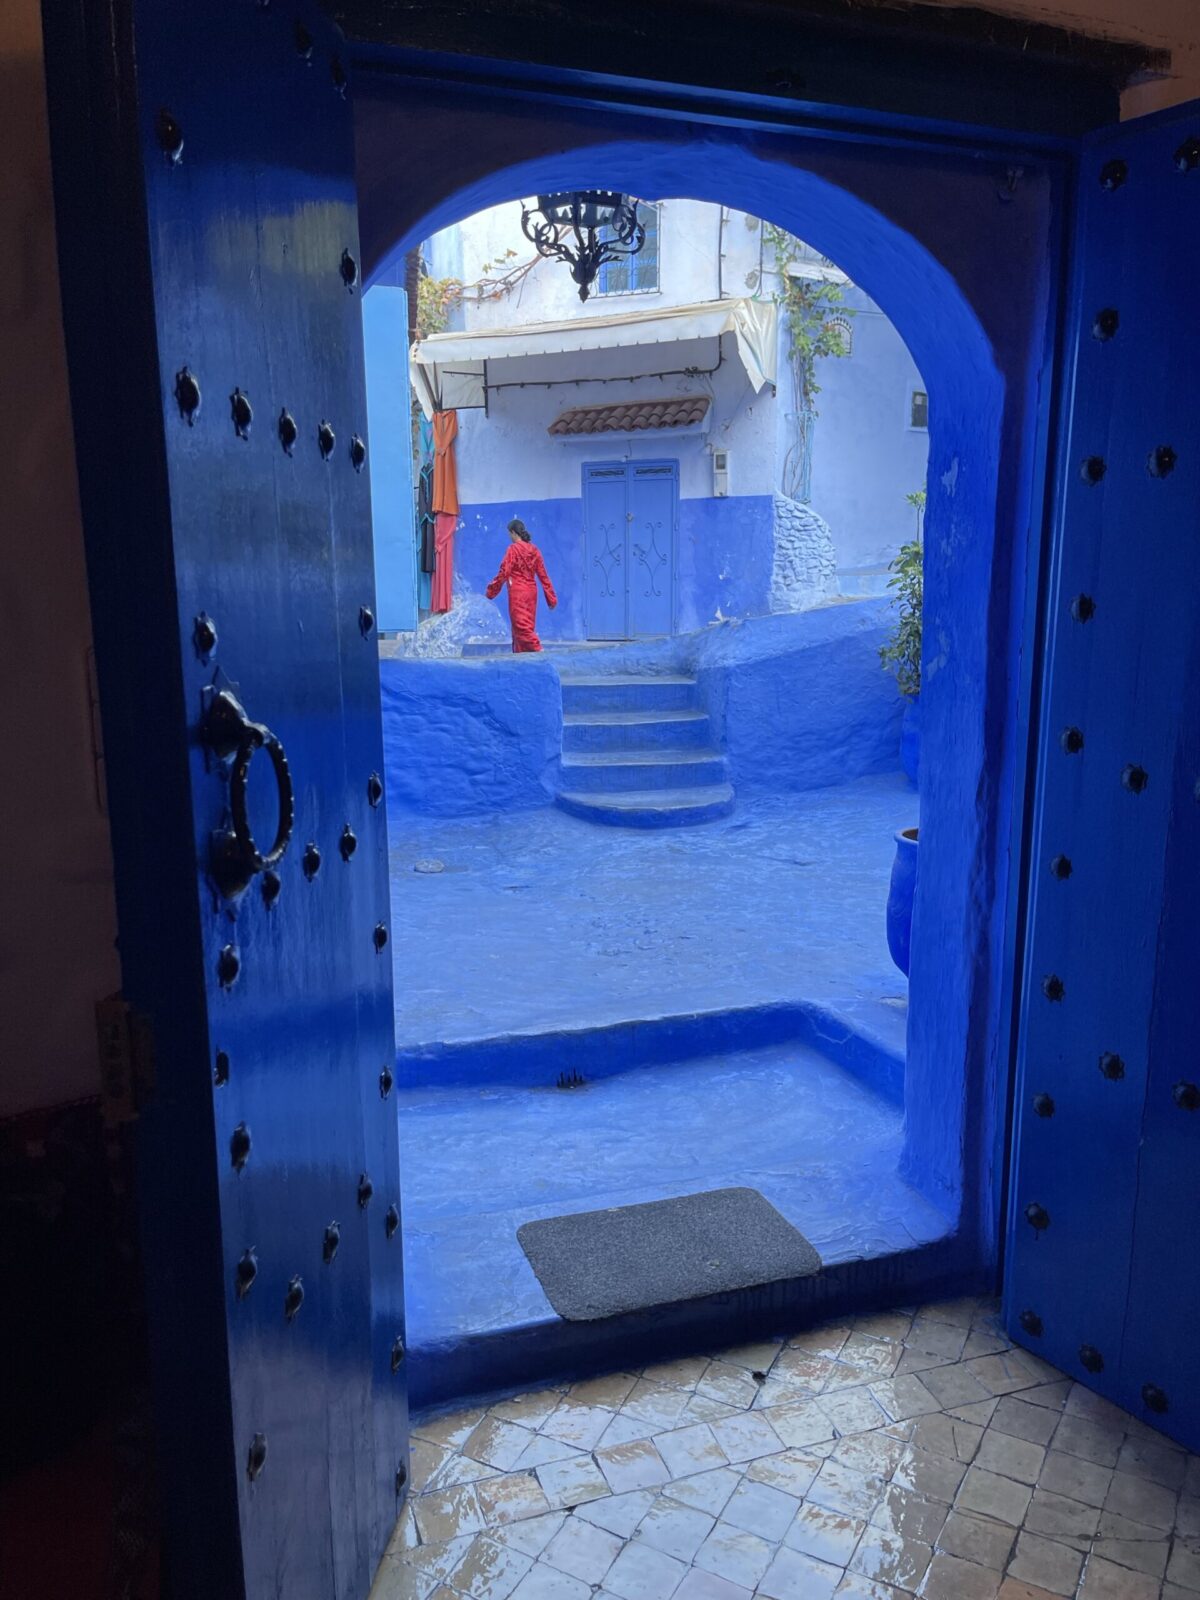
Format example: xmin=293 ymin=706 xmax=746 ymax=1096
xmin=410 ymin=296 xmax=778 ymax=418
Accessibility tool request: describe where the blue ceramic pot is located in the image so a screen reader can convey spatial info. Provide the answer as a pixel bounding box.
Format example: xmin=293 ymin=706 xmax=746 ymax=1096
xmin=900 ymin=696 xmax=920 ymax=786
xmin=886 ymin=826 xmax=919 ymax=977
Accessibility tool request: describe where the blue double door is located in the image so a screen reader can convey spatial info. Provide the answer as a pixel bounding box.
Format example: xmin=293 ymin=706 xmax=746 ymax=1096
xmin=584 ymin=460 xmax=678 ymax=638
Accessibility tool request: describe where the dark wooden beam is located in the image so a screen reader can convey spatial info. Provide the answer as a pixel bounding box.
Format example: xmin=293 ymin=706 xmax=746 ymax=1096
xmin=329 ymin=0 xmax=1165 ymax=138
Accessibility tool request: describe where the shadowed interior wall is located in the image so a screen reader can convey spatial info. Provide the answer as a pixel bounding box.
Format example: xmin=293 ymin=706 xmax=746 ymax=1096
xmin=0 ymin=0 xmax=119 ymax=1116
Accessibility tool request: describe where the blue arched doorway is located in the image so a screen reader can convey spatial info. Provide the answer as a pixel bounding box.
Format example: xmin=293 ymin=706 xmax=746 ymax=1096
xmin=358 ymin=98 xmax=1059 ymax=1399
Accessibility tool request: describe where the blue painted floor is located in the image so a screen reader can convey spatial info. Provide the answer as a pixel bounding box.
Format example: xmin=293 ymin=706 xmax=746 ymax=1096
xmin=388 ymin=776 xmax=944 ymax=1408
xmin=389 ymin=773 xmax=917 ymax=1053
xmin=397 ymin=1041 xmax=951 ymax=1349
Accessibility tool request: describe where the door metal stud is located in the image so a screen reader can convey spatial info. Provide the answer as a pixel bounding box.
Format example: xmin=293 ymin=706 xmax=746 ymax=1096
xmin=284 ymin=1275 xmax=304 ymax=1321
xmin=247 ymin=1434 xmax=268 ymax=1481
xmin=174 ymin=366 xmax=201 ymax=424
xmin=323 ymin=1222 xmax=340 ymax=1264
xmin=231 ymin=1123 xmax=252 ymax=1171
xmin=235 ymin=1247 xmax=258 ymax=1299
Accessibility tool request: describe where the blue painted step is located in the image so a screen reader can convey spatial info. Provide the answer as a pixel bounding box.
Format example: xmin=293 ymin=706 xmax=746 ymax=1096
xmin=556 ymin=783 xmax=736 ymax=828
xmin=554 ymin=671 xmax=734 ymax=826
xmin=560 ymin=675 xmax=699 ymax=714
xmin=560 ymin=749 xmax=729 ymax=793
xmin=562 ymin=709 xmax=713 ymax=754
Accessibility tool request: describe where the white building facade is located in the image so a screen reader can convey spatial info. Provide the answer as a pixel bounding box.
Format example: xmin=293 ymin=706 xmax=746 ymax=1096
xmin=392 ymin=197 xmax=928 ymax=640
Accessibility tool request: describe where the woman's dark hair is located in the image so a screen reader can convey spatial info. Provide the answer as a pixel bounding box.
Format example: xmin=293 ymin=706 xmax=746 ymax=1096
xmin=507 ymin=518 xmax=531 ymax=542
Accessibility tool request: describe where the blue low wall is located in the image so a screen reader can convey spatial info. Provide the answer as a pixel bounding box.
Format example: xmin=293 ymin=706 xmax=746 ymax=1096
xmin=380 ymin=655 xmax=561 ymax=816
xmin=380 ymin=600 xmax=903 ymax=817
xmin=696 ymin=600 xmax=903 ymax=794
xmin=455 ymin=493 xmax=776 ymax=640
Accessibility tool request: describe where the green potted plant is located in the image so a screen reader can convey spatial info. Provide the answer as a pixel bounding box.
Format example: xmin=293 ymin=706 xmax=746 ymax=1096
xmin=879 ymin=495 xmax=924 ymax=784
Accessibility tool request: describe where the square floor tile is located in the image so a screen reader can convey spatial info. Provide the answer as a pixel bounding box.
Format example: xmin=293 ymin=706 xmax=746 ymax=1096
xmin=1166 ymin=1542 xmax=1200 ymax=1592
xmin=656 ymin=1424 xmax=728 ymax=1481
xmin=808 ymin=1460 xmax=884 ymax=1520
xmin=575 ymin=1490 xmax=658 ymax=1539
xmin=785 ymin=1499 xmax=866 ymax=1565
xmin=662 ymin=1469 xmax=742 ymax=1518
xmin=541 ymin=1402 xmax=615 ymax=1451
xmin=1007 ymin=1532 xmax=1083 ymax=1596
xmin=492 ymin=1512 xmax=567 ymax=1558
xmin=868 ymin=1482 xmax=947 ymax=1545
xmin=710 ymin=1411 xmax=783 ymax=1464
xmin=641 ymin=1357 xmax=710 ymax=1392
xmin=848 ymin=1524 xmax=933 ymax=1590
xmin=721 ymin=1477 xmax=800 ymax=1542
xmin=892 ymin=1445 xmax=967 ymax=1504
xmin=818 ymin=1387 xmax=888 ymax=1436
xmin=509 ymin=1562 xmax=591 ymax=1600
xmin=694 ymin=1521 xmax=776 ymax=1590
xmin=491 ymin=1390 xmax=564 ymax=1431
xmin=415 ymin=1486 xmax=487 ymax=1544
xmin=448 ymin=1535 xmax=534 ymax=1600
xmin=622 ymin=1382 xmax=694 ymax=1431
xmin=1080 ymin=1557 xmax=1164 ymax=1600
xmin=991 ymin=1399 xmax=1060 ymax=1450
xmin=974 ymin=1430 xmax=1046 ymax=1486
xmin=672 ymin=1568 xmax=753 ymax=1600
xmin=762 ymin=1401 xmax=837 ymax=1450
xmin=747 ymin=1450 xmax=824 ymax=1499
xmin=1024 ymin=1487 xmax=1101 ymax=1544
xmin=1103 ymin=1469 xmax=1178 ymax=1531
xmin=957 ymin=1466 xmax=1032 ymax=1528
xmin=636 ymin=1497 xmax=714 ymax=1562
xmin=1050 ymin=1414 xmax=1123 ymax=1467
xmin=604 ymin=1540 xmax=688 ymax=1600
xmin=910 ymin=1412 xmax=985 ymax=1464
xmin=697 ymin=1361 xmax=761 ymax=1410
xmin=868 ymin=1376 xmax=941 ymax=1423
xmin=1039 ymin=1450 xmax=1113 ymax=1509
xmin=758 ymin=1545 xmax=843 ymax=1599
xmin=567 ymin=1372 xmax=639 ymax=1410
xmin=535 ymin=1456 xmax=610 ymax=1510
xmin=464 ymin=1418 xmax=538 ymax=1473
xmin=922 ymin=1551 xmax=1002 ymax=1600
xmin=938 ymin=1509 xmax=1016 ymax=1570
xmin=597 ymin=1439 xmax=671 ymax=1495
xmin=543 ymin=1517 xmax=624 ymax=1585
xmin=475 ymin=1474 xmax=553 ymax=1526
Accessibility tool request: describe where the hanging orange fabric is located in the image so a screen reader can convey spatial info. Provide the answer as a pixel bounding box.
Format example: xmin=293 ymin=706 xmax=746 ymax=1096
xmin=431 ymin=410 xmax=459 ymax=516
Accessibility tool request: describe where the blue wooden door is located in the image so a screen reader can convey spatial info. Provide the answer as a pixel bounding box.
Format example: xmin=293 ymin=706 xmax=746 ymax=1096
xmin=584 ymin=460 xmax=677 ymax=638
xmin=1005 ymin=104 xmax=1200 ymax=1451
xmin=44 ymin=1 xmax=408 ymax=1594
xmin=584 ymin=463 xmax=630 ymax=638
xmin=628 ymin=461 xmax=678 ymax=637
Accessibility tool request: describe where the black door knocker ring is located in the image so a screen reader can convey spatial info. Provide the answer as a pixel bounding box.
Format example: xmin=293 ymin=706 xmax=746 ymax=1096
xmin=203 ymin=687 xmax=296 ymax=898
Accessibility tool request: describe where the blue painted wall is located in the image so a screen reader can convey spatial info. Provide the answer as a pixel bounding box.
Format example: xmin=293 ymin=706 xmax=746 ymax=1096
xmin=363 ymin=285 xmax=418 ymax=631
xmin=697 ymin=601 xmax=903 ymax=794
xmin=381 ymin=601 xmax=901 ymax=817
xmin=456 ymin=492 xmax=776 ymax=640
xmin=380 ymin=654 xmax=562 ymax=815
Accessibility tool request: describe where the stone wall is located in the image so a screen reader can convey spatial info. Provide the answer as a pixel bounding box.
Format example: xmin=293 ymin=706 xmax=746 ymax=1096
xmin=769 ymin=494 xmax=838 ymax=613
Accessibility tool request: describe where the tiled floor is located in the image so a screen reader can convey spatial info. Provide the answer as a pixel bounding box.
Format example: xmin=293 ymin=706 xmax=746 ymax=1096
xmin=371 ymin=1298 xmax=1200 ymax=1600
xmin=389 ymin=774 xmax=916 ymax=1050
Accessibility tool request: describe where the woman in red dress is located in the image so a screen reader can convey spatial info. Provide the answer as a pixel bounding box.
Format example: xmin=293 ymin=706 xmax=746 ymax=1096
xmin=486 ymin=518 xmax=558 ymax=653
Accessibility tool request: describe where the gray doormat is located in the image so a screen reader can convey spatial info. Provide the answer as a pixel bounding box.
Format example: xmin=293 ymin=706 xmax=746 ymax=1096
xmin=517 ymin=1187 xmax=822 ymax=1322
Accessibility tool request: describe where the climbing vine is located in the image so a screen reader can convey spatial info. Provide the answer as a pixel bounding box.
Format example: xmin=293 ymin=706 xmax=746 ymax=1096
xmin=765 ymin=225 xmax=853 ymax=500
xmin=415 ymin=249 xmax=542 ymax=339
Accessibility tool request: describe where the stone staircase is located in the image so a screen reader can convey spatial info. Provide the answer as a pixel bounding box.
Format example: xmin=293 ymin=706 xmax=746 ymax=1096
xmin=555 ymin=675 xmax=735 ymax=827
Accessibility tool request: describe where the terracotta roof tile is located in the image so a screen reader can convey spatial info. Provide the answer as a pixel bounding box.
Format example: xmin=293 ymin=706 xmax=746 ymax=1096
xmin=548 ymin=396 xmax=710 ymax=436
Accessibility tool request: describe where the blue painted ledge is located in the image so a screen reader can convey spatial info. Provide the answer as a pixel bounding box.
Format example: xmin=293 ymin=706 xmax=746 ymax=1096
xmin=397 ymin=997 xmax=906 ymax=1106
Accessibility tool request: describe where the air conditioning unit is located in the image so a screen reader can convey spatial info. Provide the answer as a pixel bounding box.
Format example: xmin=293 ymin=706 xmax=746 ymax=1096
xmin=712 ymin=448 xmax=730 ymax=497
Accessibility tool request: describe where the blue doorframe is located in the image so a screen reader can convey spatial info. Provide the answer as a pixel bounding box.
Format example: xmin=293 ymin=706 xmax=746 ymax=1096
xmin=583 ymin=458 xmax=678 ymax=639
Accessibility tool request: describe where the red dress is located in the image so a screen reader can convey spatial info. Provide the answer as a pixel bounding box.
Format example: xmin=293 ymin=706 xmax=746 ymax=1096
xmin=486 ymin=541 xmax=558 ymax=653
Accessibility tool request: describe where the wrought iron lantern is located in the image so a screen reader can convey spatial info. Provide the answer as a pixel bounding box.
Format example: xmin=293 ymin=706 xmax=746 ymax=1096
xmin=520 ymin=191 xmax=645 ymax=302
